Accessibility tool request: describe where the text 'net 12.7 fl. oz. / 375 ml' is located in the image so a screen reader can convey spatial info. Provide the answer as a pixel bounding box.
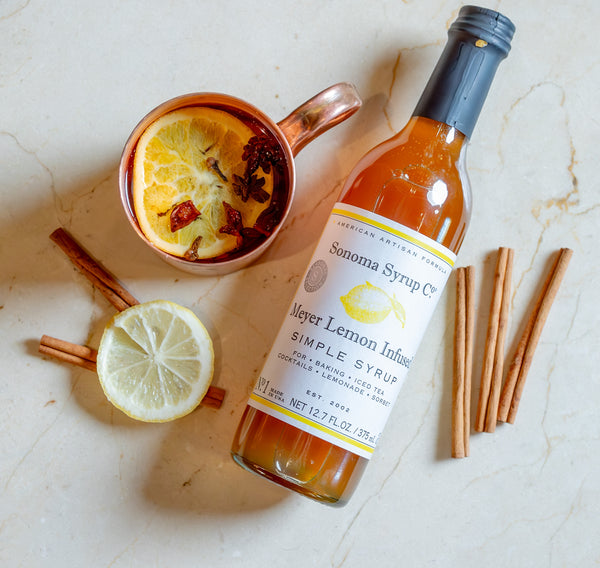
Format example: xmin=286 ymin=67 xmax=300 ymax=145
xmin=231 ymin=6 xmax=516 ymax=505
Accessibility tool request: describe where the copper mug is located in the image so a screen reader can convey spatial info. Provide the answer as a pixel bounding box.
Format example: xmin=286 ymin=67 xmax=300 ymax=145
xmin=118 ymin=83 xmax=362 ymax=275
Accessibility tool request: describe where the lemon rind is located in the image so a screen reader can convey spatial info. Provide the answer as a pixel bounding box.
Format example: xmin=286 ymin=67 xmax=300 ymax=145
xmin=97 ymin=300 xmax=215 ymax=422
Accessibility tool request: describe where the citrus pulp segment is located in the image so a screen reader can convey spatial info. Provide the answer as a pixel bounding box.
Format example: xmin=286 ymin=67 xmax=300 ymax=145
xmin=132 ymin=106 xmax=274 ymax=260
xmin=96 ymin=300 xmax=214 ymax=422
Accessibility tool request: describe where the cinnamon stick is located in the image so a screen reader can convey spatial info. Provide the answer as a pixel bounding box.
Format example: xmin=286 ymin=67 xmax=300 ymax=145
xmin=200 ymin=385 xmax=226 ymax=409
xmin=452 ymin=266 xmax=475 ymax=458
xmin=45 ymin=230 xmax=225 ymax=411
xmin=484 ymin=248 xmax=514 ymax=432
xmin=39 ymin=335 xmax=97 ymax=372
xmin=497 ymin=252 xmax=560 ymax=422
xmin=498 ymin=248 xmax=573 ymax=423
xmin=475 ymin=248 xmax=511 ymax=432
xmin=50 ymin=228 xmax=139 ymax=312
xmin=39 ymin=335 xmax=225 ymax=410
xmin=452 ymin=267 xmax=467 ymax=458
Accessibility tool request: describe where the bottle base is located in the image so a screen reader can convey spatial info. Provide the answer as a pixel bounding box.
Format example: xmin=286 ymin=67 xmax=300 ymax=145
xmin=231 ymin=452 xmax=349 ymax=506
xmin=231 ymin=406 xmax=368 ymax=506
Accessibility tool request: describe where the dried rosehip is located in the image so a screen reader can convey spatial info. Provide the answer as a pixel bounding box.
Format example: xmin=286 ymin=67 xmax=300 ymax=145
xmin=219 ymin=202 xmax=244 ymax=237
xmin=170 ymin=200 xmax=201 ymax=232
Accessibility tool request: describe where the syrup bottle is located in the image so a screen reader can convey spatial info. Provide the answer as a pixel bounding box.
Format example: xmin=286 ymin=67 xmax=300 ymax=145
xmin=231 ymin=6 xmax=515 ymax=505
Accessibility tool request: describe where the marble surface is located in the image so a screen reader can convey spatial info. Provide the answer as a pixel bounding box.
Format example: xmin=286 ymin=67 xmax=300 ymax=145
xmin=1 ymin=1 xmax=598 ymax=566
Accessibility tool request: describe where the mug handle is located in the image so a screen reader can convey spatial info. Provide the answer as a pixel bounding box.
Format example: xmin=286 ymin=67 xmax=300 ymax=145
xmin=277 ymin=83 xmax=362 ymax=156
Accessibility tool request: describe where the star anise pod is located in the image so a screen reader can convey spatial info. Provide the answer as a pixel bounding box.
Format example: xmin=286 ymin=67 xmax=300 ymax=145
xmin=232 ymin=173 xmax=269 ymax=203
xmin=246 ymin=174 xmax=269 ymax=203
xmin=242 ymin=134 xmax=285 ymax=177
xmin=232 ymin=174 xmax=250 ymax=202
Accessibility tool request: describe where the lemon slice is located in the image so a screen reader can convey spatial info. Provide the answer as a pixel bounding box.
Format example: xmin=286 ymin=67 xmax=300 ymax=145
xmin=96 ymin=300 xmax=214 ymax=422
xmin=132 ymin=106 xmax=273 ymax=260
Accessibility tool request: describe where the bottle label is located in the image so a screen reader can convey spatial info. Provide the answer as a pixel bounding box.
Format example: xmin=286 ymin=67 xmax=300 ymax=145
xmin=248 ymin=203 xmax=456 ymax=459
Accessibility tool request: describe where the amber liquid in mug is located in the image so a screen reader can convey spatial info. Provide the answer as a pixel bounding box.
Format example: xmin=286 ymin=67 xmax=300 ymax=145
xmin=231 ymin=116 xmax=471 ymax=504
xmin=122 ymin=102 xmax=291 ymax=264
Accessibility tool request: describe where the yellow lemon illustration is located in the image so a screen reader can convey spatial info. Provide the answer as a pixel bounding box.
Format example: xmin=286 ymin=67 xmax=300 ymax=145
xmin=340 ymin=282 xmax=406 ymax=326
xmin=391 ymin=298 xmax=406 ymax=327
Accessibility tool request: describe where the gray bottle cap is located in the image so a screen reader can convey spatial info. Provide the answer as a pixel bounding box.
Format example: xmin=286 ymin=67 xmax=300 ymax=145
xmin=451 ymin=6 xmax=515 ymax=56
xmin=413 ymin=6 xmax=516 ymax=138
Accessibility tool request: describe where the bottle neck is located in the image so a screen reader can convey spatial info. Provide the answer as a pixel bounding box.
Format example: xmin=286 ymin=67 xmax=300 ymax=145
xmin=397 ymin=115 xmax=468 ymax=159
xmin=412 ymin=26 xmax=510 ymax=139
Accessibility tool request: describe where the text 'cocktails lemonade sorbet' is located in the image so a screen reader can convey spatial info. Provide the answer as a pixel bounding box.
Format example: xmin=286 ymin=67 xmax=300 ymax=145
xmin=231 ymin=6 xmax=516 ymax=505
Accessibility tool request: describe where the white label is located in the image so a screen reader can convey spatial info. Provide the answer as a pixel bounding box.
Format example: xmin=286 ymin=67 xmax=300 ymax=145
xmin=248 ymin=203 xmax=456 ymax=458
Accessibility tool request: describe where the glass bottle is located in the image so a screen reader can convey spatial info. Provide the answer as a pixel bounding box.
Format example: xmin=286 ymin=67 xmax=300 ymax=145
xmin=231 ymin=6 xmax=515 ymax=505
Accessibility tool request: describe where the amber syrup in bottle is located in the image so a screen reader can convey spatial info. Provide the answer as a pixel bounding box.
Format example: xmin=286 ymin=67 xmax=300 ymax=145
xmin=232 ymin=6 xmax=515 ymax=505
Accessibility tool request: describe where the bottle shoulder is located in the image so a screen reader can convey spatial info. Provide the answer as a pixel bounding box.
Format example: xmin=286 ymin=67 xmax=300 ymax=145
xmin=339 ymin=118 xmax=471 ymax=252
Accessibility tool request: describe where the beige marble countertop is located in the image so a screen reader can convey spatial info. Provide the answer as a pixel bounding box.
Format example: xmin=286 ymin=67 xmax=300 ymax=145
xmin=1 ymin=1 xmax=598 ymax=566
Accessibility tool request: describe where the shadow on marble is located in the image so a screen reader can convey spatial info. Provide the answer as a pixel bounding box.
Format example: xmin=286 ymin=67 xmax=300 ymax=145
xmin=432 ymin=247 xmax=568 ymax=460
xmin=248 ymin=50 xmax=410 ymax=266
xmin=28 ymin=334 xmax=288 ymax=512
xmin=9 ymin=45 xmax=486 ymax=508
xmin=433 ymin=283 xmax=456 ymax=461
xmin=14 ymin=163 xmax=293 ymax=511
xmin=25 ymin=336 xmax=159 ymax=429
xmin=142 ymin=409 xmax=290 ymax=513
xmin=2 ymin=47 xmax=422 ymax=292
